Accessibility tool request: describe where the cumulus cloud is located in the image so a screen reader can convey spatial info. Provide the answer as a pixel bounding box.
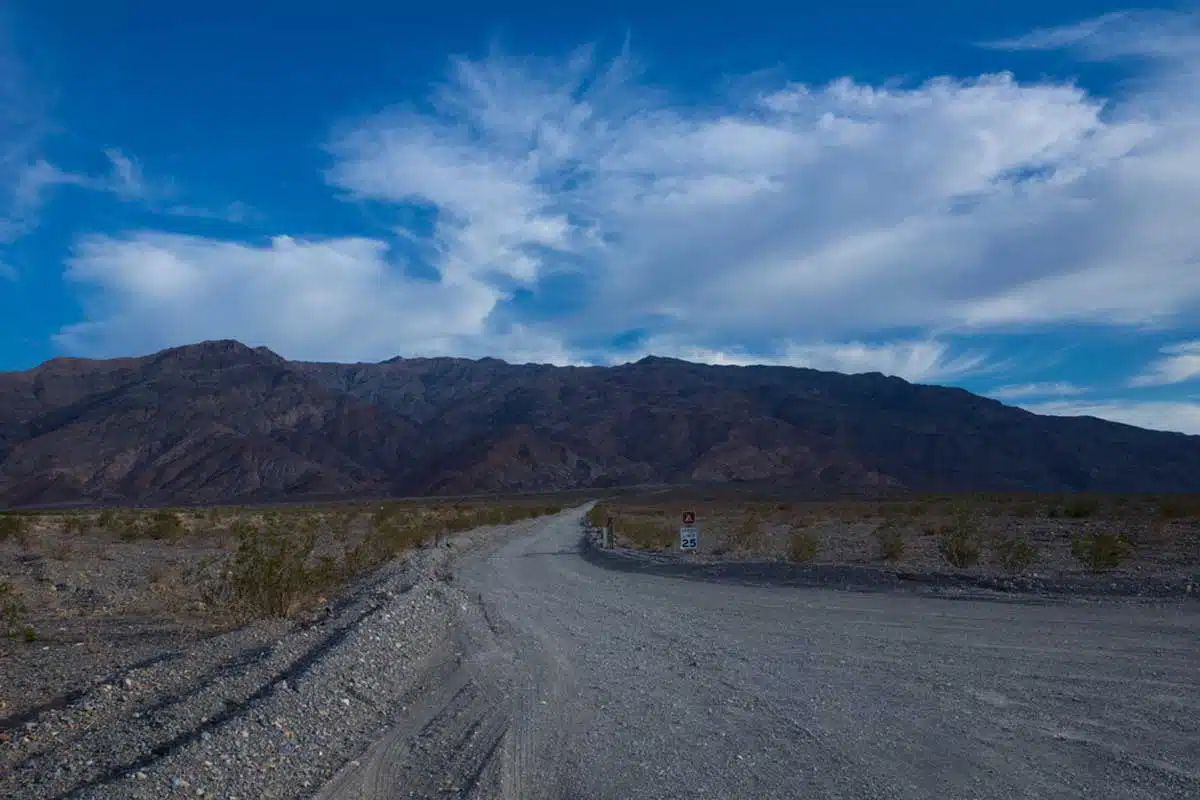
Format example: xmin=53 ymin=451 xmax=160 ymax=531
xmin=56 ymin=11 xmax=1200 ymax=411
xmin=1129 ymin=340 xmax=1200 ymax=386
xmin=1024 ymin=399 xmax=1200 ymax=436
xmin=987 ymin=382 xmax=1088 ymax=400
xmin=321 ymin=19 xmax=1200 ymax=347
xmin=55 ymin=232 xmax=573 ymax=364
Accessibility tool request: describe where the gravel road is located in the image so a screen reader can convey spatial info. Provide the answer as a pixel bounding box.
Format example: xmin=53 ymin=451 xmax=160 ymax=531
xmin=8 ymin=508 xmax=1196 ymax=799
xmin=326 ymin=507 xmax=1200 ymax=800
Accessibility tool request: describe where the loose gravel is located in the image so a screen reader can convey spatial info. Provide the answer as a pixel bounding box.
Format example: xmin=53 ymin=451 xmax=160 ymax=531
xmin=0 ymin=515 xmax=556 ymax=800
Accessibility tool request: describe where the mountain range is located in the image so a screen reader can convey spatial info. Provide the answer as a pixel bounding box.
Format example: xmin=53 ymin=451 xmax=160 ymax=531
xmin=0 ymin=339 xmax=1197 ymax=507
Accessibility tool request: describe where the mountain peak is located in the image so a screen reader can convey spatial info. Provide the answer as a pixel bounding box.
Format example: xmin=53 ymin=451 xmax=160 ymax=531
xmin=152 ymin=339 xmax=285 ymax=367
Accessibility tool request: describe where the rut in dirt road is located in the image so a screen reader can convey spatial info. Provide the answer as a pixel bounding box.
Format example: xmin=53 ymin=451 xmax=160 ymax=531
xmin=322 ymin=510 xmax=1200 ymax=800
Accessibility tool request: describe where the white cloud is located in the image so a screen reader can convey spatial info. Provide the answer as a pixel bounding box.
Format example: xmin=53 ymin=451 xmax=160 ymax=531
xmin=103 ymin=148 xmax=156 ymax=201
xmin=983 ymin=10 xmax=1200 ymax=61
xmin=988 ymin=381 xmax=1088 ymax=400
xmin=1130 ymin=340 xmax=1200 ymax=386
xmin=0 ymin=32 xmax=56 ymax=244
xmin=56 ymin=13 xmax=1200 ymax=384
xmin=319 ymin=20 xmax=1200 ymax=350
xmin=55 ymin=232 xmax=576 ymax=365
xmin=615 ymin=338 xmax=986 ymax=382
xmin=165 ymin=201 xmax=254 ymax=223
xmin=1024 ymin=399 xmax=1200 ymax=435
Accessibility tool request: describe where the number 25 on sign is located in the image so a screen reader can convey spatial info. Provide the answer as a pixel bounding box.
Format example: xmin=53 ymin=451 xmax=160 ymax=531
xmin=680 ymin=510 xmax=698 ymax=550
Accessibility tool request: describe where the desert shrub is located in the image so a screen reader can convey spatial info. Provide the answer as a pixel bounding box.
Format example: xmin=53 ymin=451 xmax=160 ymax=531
xmin=1010 ymin=502 xmax=1038 ymax=519
xmin=874 ymin=526 xmax=908 ymax=561
xmin=1071 ymin=532 xmax=1135 ymax=571
xmin=1 ymin=581 xmax=34 ymax=641
xmin=992 ymin=535 xmax=1038 ymax=572
xmin=224 ymin=525 xmax=325 ymax=618
xmin=1157 ymin=495 xmax=1200 ymax=520
xmin=586 ymin=505 xmax=611 ymax=529
xmin=0 ymin=514 xmax=28 ymax=544
xmin=731 ymin=513 xmax=766 ymax=552
xmin=938 ymin=530 xmax=981 ymax=568
xmin=96 ymin=508 xmax=118 ymax=530
xmin=787 ymin=530 xmax=820 ymax=562
xmin=619 ymin=515 xmax=674 ymax=550
xmin=922 ymin=518 xmax=951 ymax=537
xmin=1061 ymin=496 xmax=1100 ymax=519
xmin=62 ymin=515 xmax=89 ymax=535
xmin=147 ymin=509 xmax=185 ymax=540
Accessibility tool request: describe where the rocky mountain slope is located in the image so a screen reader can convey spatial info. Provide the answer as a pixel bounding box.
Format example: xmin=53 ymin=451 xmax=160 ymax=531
xmin=0 ymin=340 xmax=1197 ymax=506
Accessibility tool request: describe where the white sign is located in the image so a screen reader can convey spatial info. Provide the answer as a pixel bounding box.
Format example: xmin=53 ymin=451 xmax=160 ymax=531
xmin=679 ymin=526 xmax=698 ymax=550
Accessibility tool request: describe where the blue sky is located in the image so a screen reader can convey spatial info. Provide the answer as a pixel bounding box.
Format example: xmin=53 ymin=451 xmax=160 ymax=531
xmin=2 ymin=2 xmax=1200 ymax=434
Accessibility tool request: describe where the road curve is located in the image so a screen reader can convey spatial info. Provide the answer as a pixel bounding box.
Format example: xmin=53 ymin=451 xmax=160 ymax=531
xmin=330 ymin=509 xmax=1200 ymax=799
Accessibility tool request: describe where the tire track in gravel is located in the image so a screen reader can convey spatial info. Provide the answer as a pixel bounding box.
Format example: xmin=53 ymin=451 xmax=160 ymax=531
xmin=315 ymin=539 xmax=585 ymax=800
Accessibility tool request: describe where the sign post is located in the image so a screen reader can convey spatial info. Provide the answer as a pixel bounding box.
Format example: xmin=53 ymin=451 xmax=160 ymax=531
xmin=680 ymin=510 xmax=698 ymax=551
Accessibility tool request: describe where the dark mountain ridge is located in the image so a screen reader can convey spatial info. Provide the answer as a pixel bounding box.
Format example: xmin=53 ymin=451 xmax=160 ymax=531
xmin=0 ymin=339 xmax=1196 ymax=507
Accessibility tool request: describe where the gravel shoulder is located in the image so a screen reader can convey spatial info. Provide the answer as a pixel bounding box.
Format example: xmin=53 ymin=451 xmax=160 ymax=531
xmin=581 ymin=528 xmax=1200 ymax=600
xmin=0 ymin=514 xmax=558 ymax=800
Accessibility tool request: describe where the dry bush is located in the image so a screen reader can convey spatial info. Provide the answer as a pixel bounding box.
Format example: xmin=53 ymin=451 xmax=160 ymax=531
xmin=184 ymin=500 xmax=561 ymax=620
xmin=618 ymin=515 xmax=675 ymax=550
xmin=1047 ymin=495 xmax=1100 ymax=519
xmin=96 ymin=508 xmax=118 ymax=530
xmin=586 ymin=505 xmax=611 ymax=528
xmin=937 ymin=507 xmax=983 ymax=568
xmin=874 ymin=525 xmax=908 ymax=562
xmin=731 ymin=513 xmax=767 ymax=552
xmin=0 ymin=513 xmax=30 ymax=546
xmin=0 ymin=581 xmax=36 ymax=642
xmin=787 ymin=530 xmax=820 ymax=562
xmin=938 ymin=531 xmax=981 ymax=568
xmin=991 ymin=535 xmax=1038 ymax=573
xmin=1071 ymin=532 xmax=1135 ymax=572
xmin=61 ymin=515 xmax=90 ymax=535
xmin=1157 ymin=495 xmax=1200 ymax=520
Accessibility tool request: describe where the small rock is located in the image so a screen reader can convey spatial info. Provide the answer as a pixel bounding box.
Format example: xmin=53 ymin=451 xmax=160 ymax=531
xmin=172 ymin=776 xmax=190 ymax=789
xmin=135 ymin=771 xmax=147 ymax=780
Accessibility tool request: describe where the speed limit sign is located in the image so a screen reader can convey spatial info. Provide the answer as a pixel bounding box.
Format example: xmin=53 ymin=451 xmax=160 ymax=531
xmin=679 ymin=526 xmax=698 ymax=550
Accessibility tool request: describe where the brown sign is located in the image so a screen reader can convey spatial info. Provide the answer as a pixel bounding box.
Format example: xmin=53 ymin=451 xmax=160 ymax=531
xmin=682 ymin=510 xmax=696 ymax=525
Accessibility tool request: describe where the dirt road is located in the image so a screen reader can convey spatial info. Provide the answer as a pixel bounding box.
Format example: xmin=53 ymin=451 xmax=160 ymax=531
xmin=319 ymin=509 xmax=1200 ymax=800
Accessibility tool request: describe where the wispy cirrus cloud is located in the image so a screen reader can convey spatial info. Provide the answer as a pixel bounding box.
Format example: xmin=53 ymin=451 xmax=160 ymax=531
xmin=987 ymin=381 xmax=1088 ymax=400
xmin=1024 ymin=399 xmax=1200 ymax=435
xmin=982 ymin=10 xmax=1200 ymax=61
xmin=1130 ymin=340 xmax=1200 ymax=386
xmin=611 ymin=338 xmax=987 ymax=382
